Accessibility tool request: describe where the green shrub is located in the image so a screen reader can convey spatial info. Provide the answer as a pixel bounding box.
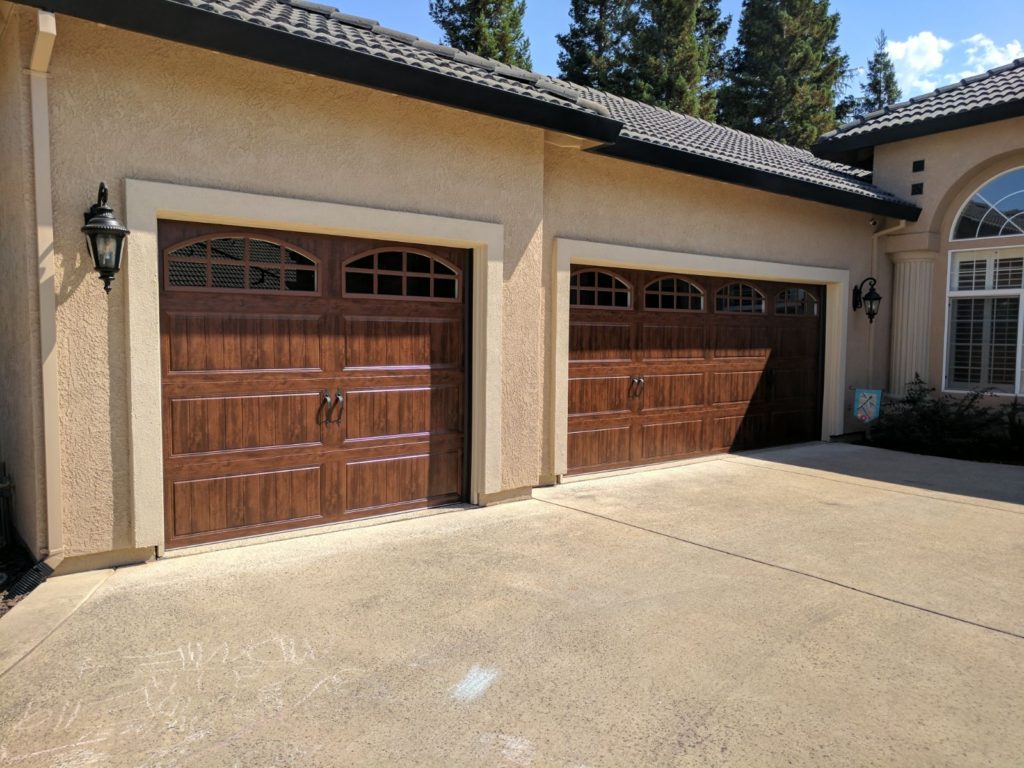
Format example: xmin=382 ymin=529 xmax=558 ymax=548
xmin=867 ymin=375 xmax=1023 ymax=464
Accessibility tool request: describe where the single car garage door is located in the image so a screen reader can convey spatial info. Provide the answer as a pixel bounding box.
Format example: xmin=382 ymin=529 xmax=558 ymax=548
xmin=568 ymin=266 xmax=823 ymax=474
xmin=159 ymin=221 xmax=469 ymax=548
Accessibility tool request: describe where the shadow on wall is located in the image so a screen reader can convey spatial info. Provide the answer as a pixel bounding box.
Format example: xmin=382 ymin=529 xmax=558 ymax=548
xmin=744 ymin=441 xmax=1024 ymax=507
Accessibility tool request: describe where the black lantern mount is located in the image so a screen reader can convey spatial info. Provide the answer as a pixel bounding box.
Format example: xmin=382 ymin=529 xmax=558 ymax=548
xmin=81 ymin=182 xmax=130 ymax=294
xmin=852 ymin=277 xmax=882 ymax=324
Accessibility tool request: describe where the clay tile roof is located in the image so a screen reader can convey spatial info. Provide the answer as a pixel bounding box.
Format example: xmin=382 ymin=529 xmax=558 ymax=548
xmin=815 ymin=58 xmax=1024 ymax=156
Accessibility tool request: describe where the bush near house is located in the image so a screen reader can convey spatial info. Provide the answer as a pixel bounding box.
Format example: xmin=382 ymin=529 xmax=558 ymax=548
xmin=867 ymin=375 xmax=1024 ymax=465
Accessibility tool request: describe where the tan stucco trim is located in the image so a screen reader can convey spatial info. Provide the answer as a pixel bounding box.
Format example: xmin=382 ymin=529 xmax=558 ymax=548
xmin=29 ymin=10 xmax=62 ymax=559
xmin=550 ymin=238 xmax=850 ymax=477
xmin=124 ymin=180 xmax=504 ymax=552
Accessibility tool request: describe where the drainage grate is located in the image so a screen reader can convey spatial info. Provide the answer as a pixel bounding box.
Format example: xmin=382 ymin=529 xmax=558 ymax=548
xmin=6 ymin=561 xmax=52 ymax=599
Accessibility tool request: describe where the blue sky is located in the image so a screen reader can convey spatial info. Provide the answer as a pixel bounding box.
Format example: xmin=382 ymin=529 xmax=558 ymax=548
xmin=336 ymin=1 xmax=1023 ymax=98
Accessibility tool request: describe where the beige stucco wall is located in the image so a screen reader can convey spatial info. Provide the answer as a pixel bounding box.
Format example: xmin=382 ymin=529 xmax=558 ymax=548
xmin=45 ymin=18 xmax=546 ymax=556
xmin=38 ymin=15 xmax=891 ymax=560
xmin=543 ymin=146 xmax=885 ymax=442
xmin=874 ymin=117 xmax=1024 ymax=389
xmin=0 ymin=4 xmax=46 ymax=556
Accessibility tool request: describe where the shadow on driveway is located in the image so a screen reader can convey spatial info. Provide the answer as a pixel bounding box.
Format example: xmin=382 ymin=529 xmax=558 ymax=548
xmin=740 ymin=442 xmax=1024 ymax=507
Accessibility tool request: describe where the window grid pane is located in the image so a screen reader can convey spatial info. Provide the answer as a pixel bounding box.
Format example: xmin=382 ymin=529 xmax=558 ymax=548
xmin=716 ymin=282 xmax=765 ymax=313
xmin=644 ymin=278 xmax=704 ymax=311
xmin=167 ymin=237 xmax=317 ymax=293
xmin=775 ymin=287 xmax=818 ymax=316
xmin=570 ymin=271 xmax=631 ymax=309
xmin=953 ymin=169 xmax=1024 ymax=241
xmin=948 ymin=297 xmax=1020 ymax=390
xmin=343 ymin=251 xmax=461 ymax=301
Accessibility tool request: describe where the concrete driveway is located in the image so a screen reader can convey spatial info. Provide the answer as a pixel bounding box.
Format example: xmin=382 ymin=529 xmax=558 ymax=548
xmin=1 ymin=443 xmax=1022 ymax=767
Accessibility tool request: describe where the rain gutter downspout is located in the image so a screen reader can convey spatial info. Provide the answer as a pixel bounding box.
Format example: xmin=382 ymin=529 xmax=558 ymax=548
xmin=28 ymin=9 xmax=63 ymax=566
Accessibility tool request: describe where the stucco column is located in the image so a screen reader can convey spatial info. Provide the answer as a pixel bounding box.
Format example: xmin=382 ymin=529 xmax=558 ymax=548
xmin=888 ymin=250 xmax=937 ymax=395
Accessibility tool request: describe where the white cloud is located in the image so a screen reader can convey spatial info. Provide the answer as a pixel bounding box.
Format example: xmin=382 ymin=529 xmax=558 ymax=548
xmin=960 ymin=33 xmax=1022 ymax=73
xmin=887 ymin=31 xmax=954 ymax=95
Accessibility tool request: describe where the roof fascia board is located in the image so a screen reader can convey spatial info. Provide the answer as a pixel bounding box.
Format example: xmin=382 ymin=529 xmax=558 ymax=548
xmin=593 ymin=138 xmax=921 ymax=221
xmin=813 ymin=101 xmax=1024 ymax=158
xmin=15 ymin=0 xmax=623 ymax=143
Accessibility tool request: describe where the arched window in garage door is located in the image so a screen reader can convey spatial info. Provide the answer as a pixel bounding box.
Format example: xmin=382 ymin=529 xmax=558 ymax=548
xmin=344 ymin=248 xmax=461 ymax=300
xmin=570 ymin=269 xmax=632 ymax=308
xmin=775 ymin=287 xmax=819 ymax=316
xmin=165 ymin=235 xmax=319 ymax=293
xmin=644 ymin=277 xmax=705 ymax=311
xmin=715 ymin=282 xmax=765 ymax=313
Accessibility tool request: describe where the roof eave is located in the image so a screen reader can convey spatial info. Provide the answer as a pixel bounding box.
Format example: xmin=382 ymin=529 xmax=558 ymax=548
xmin=593 ymin=138 xmax=921 ymax=221
xmin=14 ymin=0 xmax=623 ymax=144
xmin=813 ymin=100 xmax=1024 ymax=159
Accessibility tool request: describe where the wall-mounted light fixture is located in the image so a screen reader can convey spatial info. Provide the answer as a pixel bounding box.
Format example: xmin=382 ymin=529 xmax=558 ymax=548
xmin=852 ymin=277 xmax=882 ymax=324
xmin=81 ymin=182 xmax=130 ymax=294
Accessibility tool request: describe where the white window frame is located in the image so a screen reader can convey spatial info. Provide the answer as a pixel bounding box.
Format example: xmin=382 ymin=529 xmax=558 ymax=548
xmin=949 ymin=166 xmax=1024 ymax=243
xmin=943 ymin=245 xmax=1024 ymax=395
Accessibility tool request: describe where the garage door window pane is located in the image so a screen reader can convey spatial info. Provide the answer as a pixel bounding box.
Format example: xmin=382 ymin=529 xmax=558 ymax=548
xmin=570 ymin=271 xmax=631 ymax=309
xmin=775 ymin=288 xmax=818 ymax=316
xmin=644 ymin=278 xmax=704 ymax=311
xmin=343 ymin=250 xmax=461 ymax=301
xmin=166 ymin=235 xmax=318 ymax=293
xmin=716 ymin=283 xmax=765 ymax=313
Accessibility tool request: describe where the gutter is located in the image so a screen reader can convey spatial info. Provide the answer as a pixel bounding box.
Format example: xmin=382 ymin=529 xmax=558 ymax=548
xmin=28 ymin=9 xmax=64 ymax=569
xmin=11 ymin=0 xmax=623 ymax=144
xmin=592 ymin=137 xmax=922 ymax=221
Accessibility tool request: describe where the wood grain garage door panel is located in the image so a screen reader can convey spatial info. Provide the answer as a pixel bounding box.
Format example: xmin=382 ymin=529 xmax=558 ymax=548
xmin=643 ymin=373 xmax=705 ymax=410
xmin=569 ymin=376 xmax=632 ymax=417
xmin=345 ymin=451 xmax=462 ymax=513
xmin=344 ymin=385 xmax=463 ymax=441
xmin=171 ymin=466 xmax=322 ymax=538
xmin=640 ymin=324 xmax=705 ymax=360
xmin=344 ymin=317 xmax=461 ymax=370
xmin=160 ymin=222 xmax=469 ymax=548
xmin=169 ymin=393 xmax=323 ymax=456
xmin=568 ymin=425 xmax=632 ymax=471
xmin=568 ymin=266 xmax=822 ymax=474
xmin=165 ymin=314 xmax=322 ymax=372
xmin=569 ymin=322 xmax=632 ymax=362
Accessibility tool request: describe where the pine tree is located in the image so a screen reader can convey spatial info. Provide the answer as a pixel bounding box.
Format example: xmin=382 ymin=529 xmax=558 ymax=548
xmin=694 ymin=0 xmax=732 ymax=119
xmin=623 ymin=0 xmax=703 ymax=116
xmin=858 ymin=30 xmax=902 ymax=116
xmin=718 ymin=0 xmax=850 ymax=148
xmin=429 ymin=0 xmax=532 ymax=70
xmin=556 ymin=0 xmax=635 ymax=92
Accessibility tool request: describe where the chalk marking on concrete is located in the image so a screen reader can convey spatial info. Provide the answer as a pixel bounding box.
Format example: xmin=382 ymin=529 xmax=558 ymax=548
xmin=451 ymin=665 xmax=500 ymax=702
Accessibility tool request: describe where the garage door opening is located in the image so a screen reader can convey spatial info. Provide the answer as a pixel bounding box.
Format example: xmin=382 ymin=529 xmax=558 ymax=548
xmin=159 ymin=221 xmax=470 ymax=548
xmin=568 ymin=266 xmax=824 ymax=474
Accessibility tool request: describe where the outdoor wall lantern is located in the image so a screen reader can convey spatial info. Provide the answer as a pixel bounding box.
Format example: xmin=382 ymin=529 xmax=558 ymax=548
xmin=81 ymin=182 xmax=130 ymax=294
xmin=852 ymin=277 xmax=882 ymax=323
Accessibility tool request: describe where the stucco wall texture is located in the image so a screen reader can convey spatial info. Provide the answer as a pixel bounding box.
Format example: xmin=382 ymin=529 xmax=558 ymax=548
xmin=0 ymin=5 xmax=46 ymax=556
xmin=36 ymin=14 xmax=887 ymax=560
xmin=874 ymin=118 xmax=1024 ymax=390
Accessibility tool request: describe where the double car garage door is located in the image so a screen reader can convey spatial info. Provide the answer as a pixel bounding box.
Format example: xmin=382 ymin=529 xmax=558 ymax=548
xmin=158 ymin=223 xmax=824 ymax=547
xmin=568 ymin=266 xmax=824 ymax=474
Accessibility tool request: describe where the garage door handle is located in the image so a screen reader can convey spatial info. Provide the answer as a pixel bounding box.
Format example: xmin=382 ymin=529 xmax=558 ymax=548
xmin=629 ymin=376 xmax=639 ymax=398
xmin=638 ymin=376 xmax=645 ymax=398
xmin=316 ymin=390 xmax=333 ymax=425
xmin=331 ymin=389 xmax=345 ymax=424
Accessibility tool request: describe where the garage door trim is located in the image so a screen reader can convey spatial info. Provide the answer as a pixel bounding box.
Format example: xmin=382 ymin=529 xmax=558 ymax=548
xmin=125 ymin=179 xmax=505 ymax=553
xmin=552 ymin=237 xmax=851 ymax=479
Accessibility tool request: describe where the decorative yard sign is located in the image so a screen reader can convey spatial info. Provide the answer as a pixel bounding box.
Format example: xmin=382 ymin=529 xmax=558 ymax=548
xmin=854 ymin=389 xmax=883 ymax=423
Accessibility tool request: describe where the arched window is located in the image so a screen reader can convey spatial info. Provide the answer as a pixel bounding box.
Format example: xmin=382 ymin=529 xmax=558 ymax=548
xmin=343 ymin=249 xmax=460 ymax=300
xmin=570 ymin=270 xmax=631 ymax=308
xmin=952 ymin=167 xmax=1024 ymax=240
xmin=644 ymin=277 xmax=704 ymax=311
xmin=775 ymin=287 xmax=818 ymax=316
xmin=165 ymin=235 xmax=318 ymax=293
xmin=715 ymin=282 xmax=765 ymax=313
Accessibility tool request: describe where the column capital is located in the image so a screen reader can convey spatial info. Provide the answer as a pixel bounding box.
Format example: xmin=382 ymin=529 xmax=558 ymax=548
xmin=885 ymin=230 xmax=941 ymax=257
xmin=890 ymin=248 xmax=939 ymax=265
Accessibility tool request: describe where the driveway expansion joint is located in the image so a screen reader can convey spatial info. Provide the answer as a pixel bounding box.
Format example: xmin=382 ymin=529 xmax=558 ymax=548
xmin=536 ymin=497 xmax=1024 ymax=643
